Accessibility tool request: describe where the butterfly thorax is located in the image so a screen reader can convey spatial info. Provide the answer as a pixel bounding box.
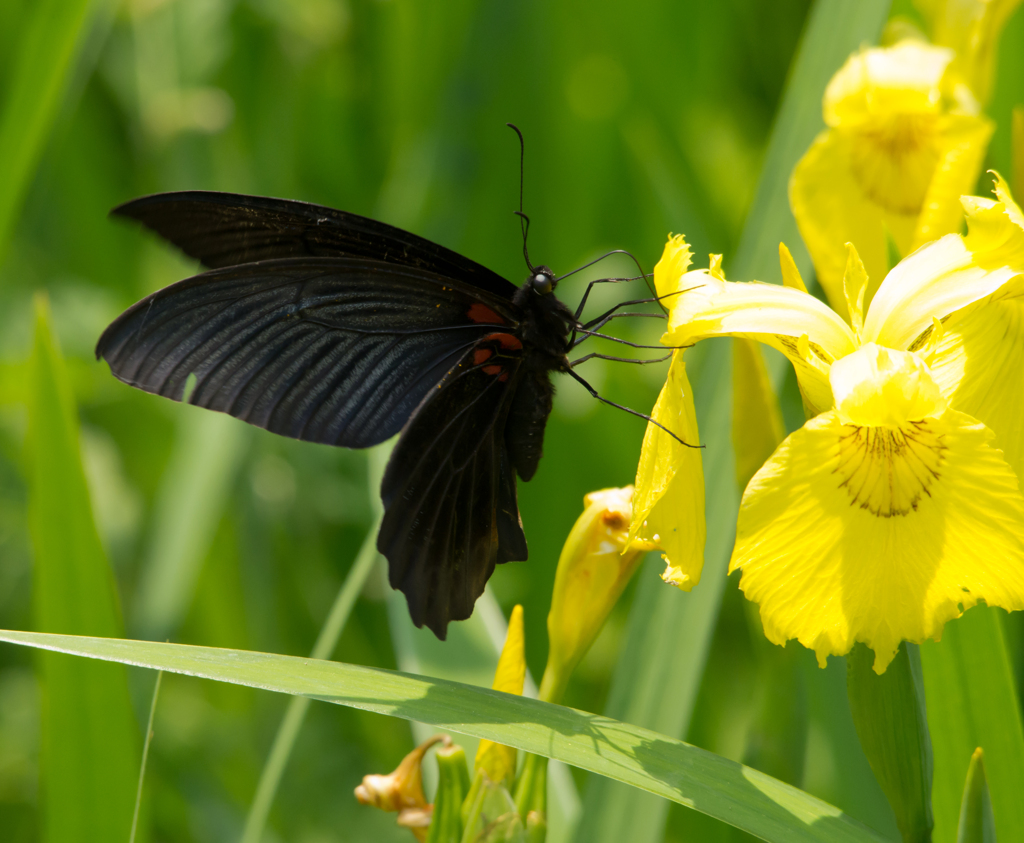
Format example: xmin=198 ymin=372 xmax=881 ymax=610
xmin=513 ymin=266 xmax=574 ymax=369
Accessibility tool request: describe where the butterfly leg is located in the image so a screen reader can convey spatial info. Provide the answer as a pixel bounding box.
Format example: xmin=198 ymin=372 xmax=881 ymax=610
xmin=563 ymin=368 xmax=699 ymax=448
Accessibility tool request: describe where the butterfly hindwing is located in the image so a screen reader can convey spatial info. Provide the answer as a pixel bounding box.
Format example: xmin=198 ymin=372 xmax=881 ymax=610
xmin=378 ymin=337 xmax=528 ymax=638
xmin=95 ymin=257 xmax=519 ymax=449
xmin=113 ymin=191 xmax=518 ymax=300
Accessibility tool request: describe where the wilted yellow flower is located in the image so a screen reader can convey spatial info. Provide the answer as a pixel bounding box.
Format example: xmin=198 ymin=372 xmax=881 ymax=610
xmin=916 ymin=0 xmax=1022 ymax=105
xmin=541 ymin=487 xmax=654 ymax=702
xmin=356 ymin=735 xmax=448 ymax=841
xmin=658 ymin=178 xmax=1024 ymax=671
xmin=791 ymin=39 xmax=993 ymax=319
xmin=474 ymin=604 xmax=526 ymax=788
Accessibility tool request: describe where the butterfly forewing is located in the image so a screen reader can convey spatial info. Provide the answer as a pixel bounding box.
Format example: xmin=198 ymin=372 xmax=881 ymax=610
xmin=379 ymin=338 xmax=528 ymax=638
xmin=101 ymin=189 xmax=567 ymax=640
xmin=96 ymin=257 xmax=519 ymax=449
xmin=113 ymin=191 xmax=518 ymax=300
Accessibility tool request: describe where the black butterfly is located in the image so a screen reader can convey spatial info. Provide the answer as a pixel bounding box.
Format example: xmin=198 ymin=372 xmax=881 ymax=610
xmin=96 ymin=185 xmax=609 ymax=639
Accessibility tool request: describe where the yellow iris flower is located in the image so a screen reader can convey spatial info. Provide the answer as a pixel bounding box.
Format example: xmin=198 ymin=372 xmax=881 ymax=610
xmin=648 ymin=176 xmax=1024 ymax=672
xmin=790 ymin=39 xmax=993 ymax=320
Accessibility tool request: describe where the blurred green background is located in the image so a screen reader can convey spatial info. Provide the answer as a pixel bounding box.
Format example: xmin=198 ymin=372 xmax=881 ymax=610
xmin=1 ymin=0 xmax=1023 ymax=841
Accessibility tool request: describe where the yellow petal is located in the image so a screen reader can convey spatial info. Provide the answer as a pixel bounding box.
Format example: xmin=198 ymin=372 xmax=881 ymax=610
xmin=654 ymin=233 xmax=693 ymax=304
xmin=912 ymin=114 xmax=994 ymax=249
xmin=665 ymin=268 xmax=854 ymax=415
xmin=830 ymin=344 xmax=946 ymax=427
xmin=823 ymin=41 xmax=952 ymax=129
xmin=732 ymin=338 xmax=785 ymax=491
xmin=863 ymin=233 xmax=1021 ymax=351
xmin=474 ymin=605 xmax=525 ymax=786
xmin=928 ymin=282 xmax=1024 ymax=480
xmin=631 ymin=352 xmax=705 ymax=590
xmin=843 ymin=242 xmax=870 ymax=338
xmin=731 ymin=409 xmax=1024 ymax=672
xmin=790 ymin=129 xmax=891 ymax=319
xmin=779 ymin=242 xmax=808 ymax=293
xmin=962 ymin=172 xmax=1024 ymax=267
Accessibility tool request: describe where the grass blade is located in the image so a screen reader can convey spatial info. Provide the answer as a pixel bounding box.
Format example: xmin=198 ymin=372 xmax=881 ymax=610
xmin=0 ymin=629 xmax=894 ymax=843
xmin=26 ymin=298 xmax=139 ymax=842
xmin=921 ymin=606 xmax=1024 ymax=843
xmin=129 ymin=671 xmax=162 ymax=843
xmin=0 ymin=0 xmax=95 ymax=260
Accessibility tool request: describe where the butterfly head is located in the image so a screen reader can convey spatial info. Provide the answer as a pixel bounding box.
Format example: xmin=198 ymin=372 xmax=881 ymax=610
xmin=527 ymin=267 xmax=556 ymax=296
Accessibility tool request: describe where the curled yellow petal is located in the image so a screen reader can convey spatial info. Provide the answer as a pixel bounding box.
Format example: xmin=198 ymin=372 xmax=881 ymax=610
xmin=865 ymin=176 xmax=1024 ymax=350
xmin=654 ymin=233 xmax=693 ymax=303
xmin=731 ymin=409 xmax=1024 ymax=672
xmin=474 ymin=605 xmax=525 ymax=786
xmin=631 ymin=352 xmax=705 ymax=589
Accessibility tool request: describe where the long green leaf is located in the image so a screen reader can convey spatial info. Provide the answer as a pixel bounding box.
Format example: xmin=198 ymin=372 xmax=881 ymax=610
xmin=731 ymin=0 xmax=892 ymax=285
xmin=921 ymin=607 xmax=1024 ymax=843
xmin=846 ymin=644 xmax=933 ymax=843
xmin=0 ymin=0 xmax=95 ymax=260
xmin=0 ymin=630 xmax=891 ymax=843
xmin=27 ymin=298 xmax=139 ymax=843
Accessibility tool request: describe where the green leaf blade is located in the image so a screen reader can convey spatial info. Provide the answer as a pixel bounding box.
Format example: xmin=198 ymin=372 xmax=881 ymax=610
xmin=0 ymin=0 xmax=95 ymax=260
xmin=0 ymin=629 xmax=893 ymax=843
xmin=921 ymin=607 xmax=1024 ymax=843
xmin=846 ymin=644 xmax=933 ymax=843
xmin=26 ymin=299 xmax=140 ymax=843
xmin=956 ymin=748 xmax=996 ymax=843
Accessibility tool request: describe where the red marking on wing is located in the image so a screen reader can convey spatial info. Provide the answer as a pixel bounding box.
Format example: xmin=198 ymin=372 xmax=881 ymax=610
xmin=473 ymin=348 xmax=493 ymax=365
xmin=483 ymin=364 xmax=503 ymax=376
xmin=482 ymin=332 xmax=523 ymax=351
xmin=467 ymin=303 xmax=504 ymax=324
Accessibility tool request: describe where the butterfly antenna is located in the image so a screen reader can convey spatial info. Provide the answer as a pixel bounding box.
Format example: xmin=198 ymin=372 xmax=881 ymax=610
xmin=507 ymin=123 xmax=537 ymax=274
xmin=565 ymin=368 xmax=701 ymax=448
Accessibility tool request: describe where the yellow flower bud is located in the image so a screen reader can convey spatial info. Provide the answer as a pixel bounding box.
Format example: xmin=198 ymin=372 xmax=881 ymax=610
xmin=474 ymin=604 xmax=526 ymax=787
xmin=540 ymin=487 xmax=654 ymax=703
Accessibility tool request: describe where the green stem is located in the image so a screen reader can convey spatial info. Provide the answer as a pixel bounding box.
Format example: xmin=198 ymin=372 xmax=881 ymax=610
xmin=129 ymin=670 xmax=162 ymax=843
xmin=240 ymin=515 xmax=382 ymax=843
